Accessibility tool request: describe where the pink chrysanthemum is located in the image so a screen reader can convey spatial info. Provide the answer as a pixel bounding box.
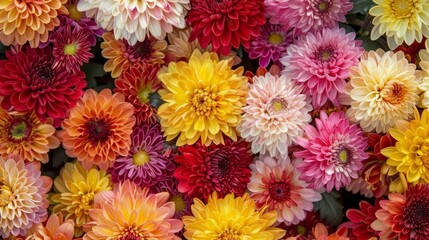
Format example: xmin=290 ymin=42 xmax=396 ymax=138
xmin=247 ymin=23 xmax=294 ymax=67
xmin=247 ymin=155 xmax=322 ymax=225
xmin=281 ymin=28 xmax=363 ymax=108
xmin=265 ymin=0 xmax=353 ymax=35
xmin=294 ymin=111 xmax=369 ymax=191
xmin=110 ymin=123 xmax=175 ymax=187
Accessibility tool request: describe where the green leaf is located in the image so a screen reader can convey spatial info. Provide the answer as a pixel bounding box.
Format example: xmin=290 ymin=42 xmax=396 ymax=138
xmin=50 ymin=146 xmax=68 ymax=168
xmin=350 ymin=0 xmax=375 ymax=14
xmin=81 ymin=62 xmax=106 ymax=88
xmin=313 ymin=191 xmax=344 ymax=226
xmin=357 ymin=35 xmax=388 ymax=51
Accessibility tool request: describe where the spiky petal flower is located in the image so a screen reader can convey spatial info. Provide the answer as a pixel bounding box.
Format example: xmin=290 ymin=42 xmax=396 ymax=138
xmin=281 ymin=27 xmax=363 ymax=108
xmin=294 ymin=111 xmax=369 ymax=192
xmin=341 ymin=199 xmax=381 ymax=240
xmin=174 ymin=138 xmax=253 ymax=201
xmin=186 ymin=0 xmax=266 ymax=56
xmin=0 ymin=158 xmax=52 ymax=238
xmin=83 ymin=180 xmax=183 ymax=240
xmin=371 ymin=184 xmax=429 ymax=240
xmin=237 ymin=73 xmax=312 ymax=158
xmin=26 ymin=213 xmax=75 ymax=240
xmin=158 ymin=50 xmax=248 ymax=146
xmin=59 ymin=89 xmax=136 ymax=170
xmin=247 ymin=155 xmax=322 ymax=224
xmin=183 ymin=192 xmax=286 ymax=239
xmin=0 ymin=109 xmax=60 ymax=163
xmin=344 ymin=49 xmax=420 ymax=133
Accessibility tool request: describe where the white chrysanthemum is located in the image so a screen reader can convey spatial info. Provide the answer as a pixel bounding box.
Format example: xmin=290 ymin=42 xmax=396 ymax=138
xmin=344 ymin=49 xmax=420 ymax=133
xmin=419 ymin=39 xmax=429 ymax=108
xmin=78 ymin=0 xmax=190 ymax=45
xmin=237 ymin=73 xmax=312 ymax=158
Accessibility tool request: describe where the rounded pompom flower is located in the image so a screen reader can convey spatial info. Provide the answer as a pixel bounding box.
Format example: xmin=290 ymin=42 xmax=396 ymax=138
xmin=237 ymin=73 xmax=312 ymax=158
xmin=186 ymin=0 xmax=266 ymax=56
xmin=247 ymin=155 xmax=322 ymax=225
xmin=59 ymin=89 xmax=136 ymax=170
xmin=294 ymin=111 xmax=369 ymax=192
xmin=174 ymin=138 xmax=253 ymax=201
xmin=281 ymin=27 xmax=363 ymax=108
xmin=0 ymin=158 xmax=52 ymax=238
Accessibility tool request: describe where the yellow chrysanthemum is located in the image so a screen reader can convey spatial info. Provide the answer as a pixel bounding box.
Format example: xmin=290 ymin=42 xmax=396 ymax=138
xmin=381 ymin=108 xmax=429 ymax=185
xmin=344 ymin=49 xmax=420 ymax=133
xmin=158 ymin=50 xmax=248 ymax=146
xmin=51 ymin=162 xmax=112 ymax=236
xmin=183 ymin=192 xmax=285 ymax=239
xmin=369 ymin=0 xmax=429 ymax=49
xmin=418 ymin=39 xmax=429 ymax=107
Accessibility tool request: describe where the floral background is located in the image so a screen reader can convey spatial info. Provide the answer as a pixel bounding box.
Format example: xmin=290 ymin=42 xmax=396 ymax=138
xmin=0 ymin=0 xmax=429 ymax=239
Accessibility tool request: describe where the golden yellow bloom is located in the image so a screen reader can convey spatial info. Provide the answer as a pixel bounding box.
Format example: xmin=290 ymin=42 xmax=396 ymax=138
xmin=158 ymin=49 xmax=248 ymax=146
xmin=369 ymin=0 xmax=429 ymax=49
xmin=51 ymin=162 xmax=112 ymax=236
xmin=382 ymin=108 xmax=429 ymax=185
xmin=183 ymin=192 xmax=285 ymax=240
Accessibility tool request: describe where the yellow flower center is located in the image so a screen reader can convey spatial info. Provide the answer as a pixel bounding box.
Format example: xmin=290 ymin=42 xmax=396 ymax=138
xmin=118 ymin=228 xmax=145 ymax=240
xmin=137 ymin=87 xmax=151 ymax=104
xmin=268 ymin=33 xmax=283 ymax=44
xmin=317 ymin=47 xmax=334 ymax=61
xmin=9 ymin=121 xmax=31 ymax=141
xmin=0 ymin=182 xmax=12 ymax=207
xmin=133 ymin=150 xmax=151 ymax=166
xmin=218 ymin=229 xmax=240 ymax=240
xmin=379 ymin=81 xmax=407 ymax=104
xmin=79 ymin=192 xmax=95 ymax=211
xmin=171 ymin=195 xmax=186 ymax=212
xmin=391 ymin=0 xmax=415 ymax=18
xmin=339 ymin=149 xmax=349 ymax=162
xmin=268 ymin=97 xmax=288 ymax=114
xmin=191 ymin=89 xmax=217 ymax=116
xmin=68 ymin=4 xmax=83 ymax=21
xmin=316 ymin=0 xmax=331 ymax=13
xmin=64 ymin=43 xmax=78 ymax=56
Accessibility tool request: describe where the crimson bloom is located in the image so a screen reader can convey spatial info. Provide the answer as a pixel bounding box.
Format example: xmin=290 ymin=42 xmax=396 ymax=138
xmin=341 ymin=199 xmax=382 ymax=240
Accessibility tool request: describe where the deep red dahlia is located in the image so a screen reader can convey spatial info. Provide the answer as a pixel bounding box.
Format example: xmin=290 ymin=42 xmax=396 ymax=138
xmin=173 ymin=138 xmax=253 ymax=201
xmin=0 ymin=47 xmax=86 ymax=126
xmin=341 ymin=199 xmax=382 ymax=240
xmin=186 ymin=0 xmax=266 ymax=56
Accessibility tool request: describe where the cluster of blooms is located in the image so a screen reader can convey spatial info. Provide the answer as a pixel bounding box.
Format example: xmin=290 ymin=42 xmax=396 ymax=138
xmin=1 ymin=0 xmax=429 ymax=239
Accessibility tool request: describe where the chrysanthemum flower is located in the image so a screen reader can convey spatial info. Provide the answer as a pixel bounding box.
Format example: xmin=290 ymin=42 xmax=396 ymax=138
xmin=344 ymin=49 xmax=420 ymax=133
xmin=371 ymin=184 xmax=429 ymax=240
xmin=381 ymin=108 xmax=429 ymax=185
xmin=110 ymin=123 xmax=175 ymax=187
xmin=183 ymin=192 xmax=286 ymax=239
xmin=114 ymin=65 xmax=161 ymax=124
xmin=51 ymin=162 xmax=112 ymax=235
xmin=101 ymin=32 xmax=167 ymax=78
xmin=77 ymin=0 xmax=189 ymax=45
xmin=0 ymin=0 xmax=68 ymax=47
xmin=166 ymin=27 xmax=205 ymax=63
xmin=247 ymin=155 xmax=322 ymax=224
xmin=158 ymin=50 xmax=248 ymax=146
xmin=51 ymin=25 xmax=94 ymax=73
xmin=0 ymin=158 xmax=52 ymax=238
xmin=59 ymin=89 xmax=136 ymax=170
xmin=186 ymin=0 xmax=266 ymax=56
xmin=265 ymin=0 xmax=352 ymax=35
xmin=247 ymin=23 xmax=293 ymax=67
xmin=281 ymin=27 xmax=363 ymax=108
xmin=294 ymin=111 xmax=369 ymax=191
xmin=174 ymin=138 xmax=253 ymax=201
xmin=369 ymin=0 xmax=429 ymax=49
xmin=26 ymin=213 xmax=75 ymax=240
xmin=0 ymin=47 xmax=87 ymax=126
xmin=237 ymin=73 xmax=312 ymax=158
xmin=341 ymin=199 xmax=381 ymax=240
xmin=395 ymin=38 xmax=427 ymax=65
xmin=0 ymin=109 xmax=60 ymax=163
xmin=419 ymin=39 xmax=429 ymax=108
xmin=83 ymin=180 xmax=183 ymax=240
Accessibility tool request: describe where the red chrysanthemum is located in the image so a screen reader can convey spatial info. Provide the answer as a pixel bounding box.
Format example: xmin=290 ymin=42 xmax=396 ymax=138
xmin=0 ymin=47 xmax=86 ymax=126
xmin=186 ymin=0 xmax=266 ymax=56
xmin=114 ymin=65 xmax=161 ymax=124
xmin=341 ymin=199 xmax=382 ymax=240
xmin=173 ymin=138 xmax=253 ymax=201
xmin=394 ymin=38 xmax=427 ymax=65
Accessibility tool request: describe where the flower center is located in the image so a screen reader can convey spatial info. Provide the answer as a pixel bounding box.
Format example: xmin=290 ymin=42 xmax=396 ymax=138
xmin=268 ymin=97 xmax=288 ymax=114
xmin=85 ymin=119 xmax=111 ymax=144
xmin=296 ymin=225 xmax=307 ymax=236
xmin=36 ymin=65 xmax=55 ymax=82
xmin=391 ymin=0 xmax=415 ymax=18
xmin=268 ymin=181 xmax=291 ymax=201
xmin=214 ymin=153 xmax=231 ymax=178
xmin=9 ymin=120 xmax=31 ymax=142
xmin=191 ymin=89 xmax=217 ymax=116
xmin=379 ymin=81 xmax=407 ymax=104
xmin=217 ymin=229 xmax=240 ymax=240
xmin=79 ymin=192 xmax=95 ymax=211
xmin=316 ymin=47 xmax=334 ymax=62
xmin=339 ymin=149 xmax=350 ymax=163
xmin=127 ymin=39 xmax=152 ymax=62
xmin=137 ymin=87 xmax=152 ymax=104
xmin=314 ymin=0 xmax=332 ymax=13
xmin=333 ymin=145 xmax=352 ymax=164
xmin=118 ymin=229 xmax=145 ymax=240
xmin=132 ymin=150 xmax=151 ymax=166
xmin=68 ymin=4 xmax=83 ymax=21
xmin=0 ymin=182 xmax=12 ymax=207
xmin=171 ymin=194 xmax=186 ymax=212
xmin=403 ymin=198 xmax=429 ymax=226
xmin=64 ymin=43 xmax=78 ymax=56
xmin=268 ymin=33 xmax=283 ymax=44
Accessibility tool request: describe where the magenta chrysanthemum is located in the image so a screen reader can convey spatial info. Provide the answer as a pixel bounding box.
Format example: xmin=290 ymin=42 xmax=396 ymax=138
xmin=294 ymin=111 xmax=369 ymax=191
xmin=281 ymin=27 xmax=363 ymax=108
xmin=246 ymin=23 xmax=294 ymax=67
xmin=110 ymin=123 xmax=175 ymax=188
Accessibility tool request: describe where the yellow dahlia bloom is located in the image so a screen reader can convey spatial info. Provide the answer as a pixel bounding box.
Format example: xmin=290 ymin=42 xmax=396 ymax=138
xmin=344 ymin=49 xmax=420 ymax=133
xmin=183 ymin=192 xmax=285 ymax=239
xmin=381 ymin=108 xmax=429 ymax=185
xmin=369 ymin=0 xmax=429 ymax=49
xmin=158 ymin=50 xmax=248 ymax=146
xmin=51 ymin=162 xmax=112 ymax=236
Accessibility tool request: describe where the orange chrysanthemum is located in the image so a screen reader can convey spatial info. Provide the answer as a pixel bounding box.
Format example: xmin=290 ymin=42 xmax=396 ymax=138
xmin=59 ymin=89 xmax=136 ymax=170
xmin=0 ymin=109 xmax=60 ymax=163
xmin=26 ymin=213 xmax=75 ymax=240
xmin=0 ymin=0 xmax=68 ymax=47
xmin=101 ymin=31 xmax=167 ymax=78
